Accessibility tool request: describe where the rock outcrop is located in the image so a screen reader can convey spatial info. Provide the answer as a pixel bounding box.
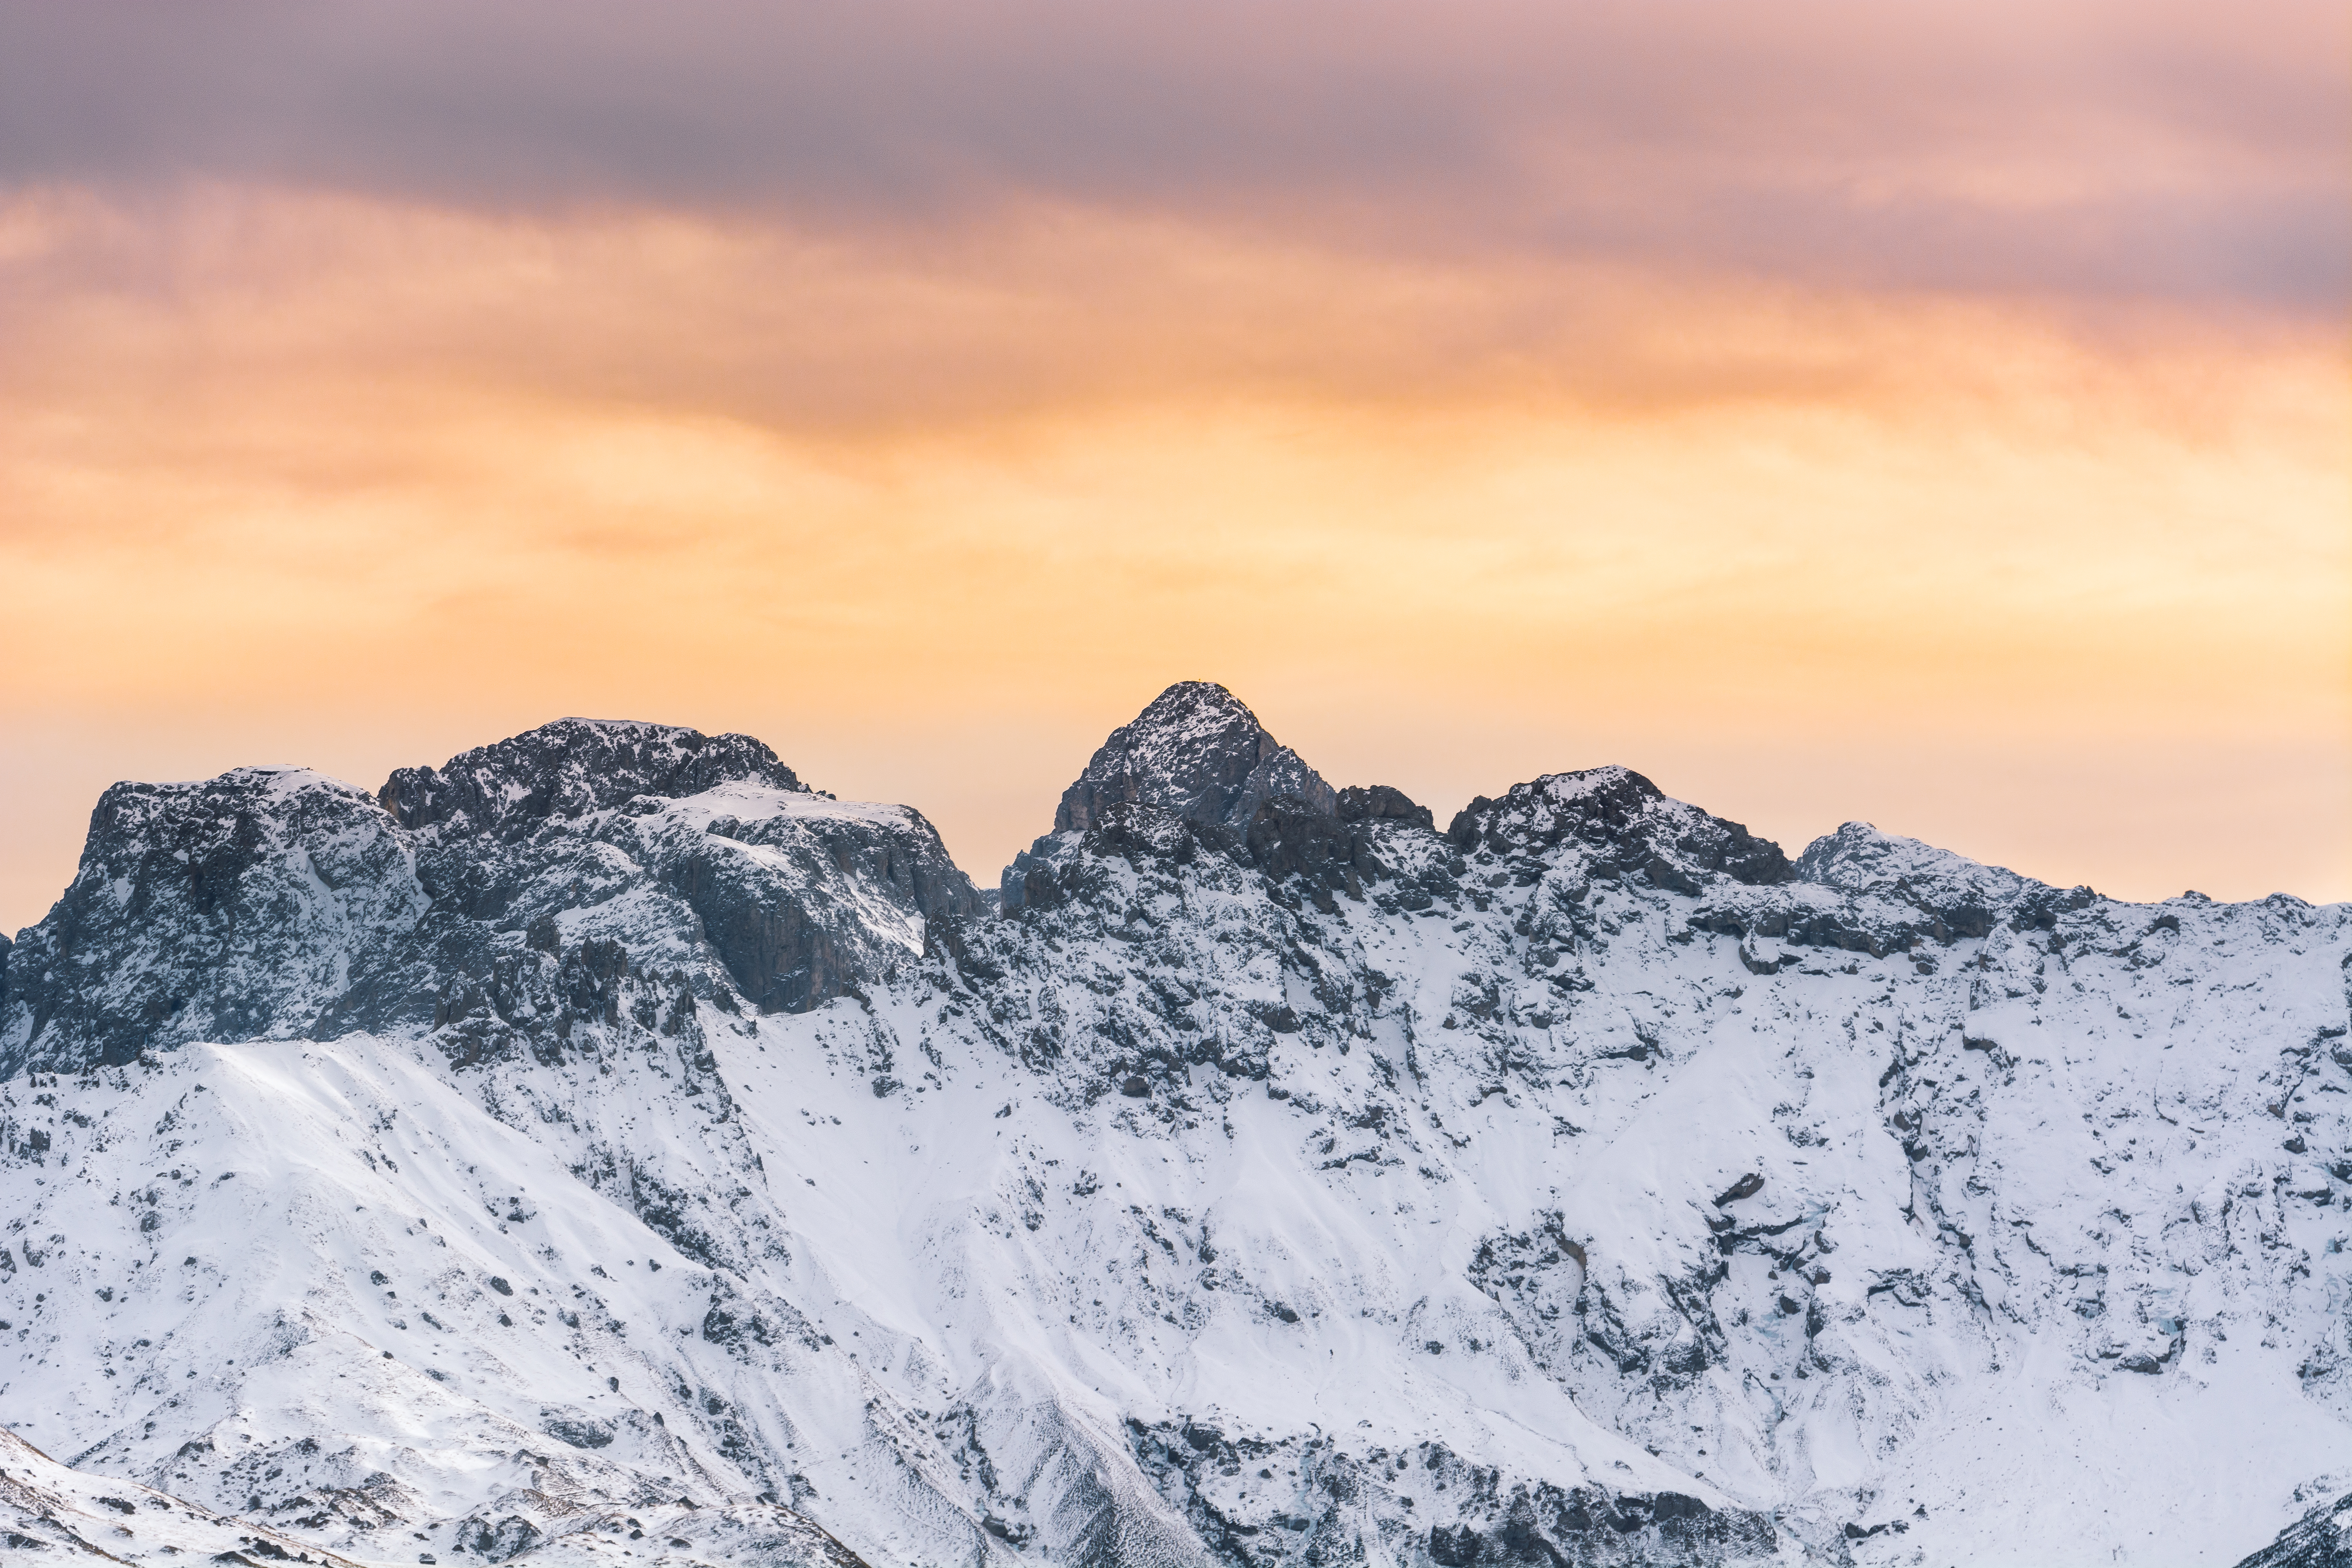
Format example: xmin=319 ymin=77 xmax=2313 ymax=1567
xmin=0 ymin=719 xmax=981 ymax=1078
xmin=0 ymin=766 xmax=426 ymax=1072
xmin=2235 ymin=1490 xmax=2352 ymax=1568
xmin=1052 ymin=680 xmax=1335 ymax=835
xmin=379 ymin=717 xmax=808 ymax=834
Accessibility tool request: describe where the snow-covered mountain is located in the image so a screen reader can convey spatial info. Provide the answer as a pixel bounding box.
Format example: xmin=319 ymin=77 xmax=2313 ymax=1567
xmin=1 ymin=682 xmax=2346 ymax=1568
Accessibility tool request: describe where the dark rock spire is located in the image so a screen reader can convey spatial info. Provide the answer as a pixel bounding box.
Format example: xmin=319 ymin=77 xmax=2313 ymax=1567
xmin=1052 ymin=681 xmax=1335 ymax=836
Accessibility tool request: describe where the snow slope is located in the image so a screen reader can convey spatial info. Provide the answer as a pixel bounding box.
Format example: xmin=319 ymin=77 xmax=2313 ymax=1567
xmin=2 ymin=688 xmax=2347 ymax=1567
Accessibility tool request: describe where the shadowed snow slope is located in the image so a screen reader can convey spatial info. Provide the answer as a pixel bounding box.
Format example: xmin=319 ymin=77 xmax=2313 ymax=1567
xmin=0 ymin=694 xmax=2347 ymax=1568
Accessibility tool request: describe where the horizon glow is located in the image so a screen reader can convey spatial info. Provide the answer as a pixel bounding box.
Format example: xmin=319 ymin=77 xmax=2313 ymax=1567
xmin=1 ymin=0 xmax=2345 ymax=927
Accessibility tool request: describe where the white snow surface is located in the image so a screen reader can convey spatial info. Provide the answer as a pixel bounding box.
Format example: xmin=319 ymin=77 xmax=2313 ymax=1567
xmin=2 ymin=717 xmax=2349 ymax=1568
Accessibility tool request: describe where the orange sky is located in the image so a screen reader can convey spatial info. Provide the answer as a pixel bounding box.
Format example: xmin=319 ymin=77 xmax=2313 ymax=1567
xmin=1 ymin=2 xmax=2346 ymax=927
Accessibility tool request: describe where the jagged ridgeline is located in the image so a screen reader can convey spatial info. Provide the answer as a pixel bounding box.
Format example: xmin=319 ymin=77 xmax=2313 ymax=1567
xmin=1 ymin=718 xmax=979 ymax=1075
xmin=0 ymin=682 xmax=2347 ymax=1568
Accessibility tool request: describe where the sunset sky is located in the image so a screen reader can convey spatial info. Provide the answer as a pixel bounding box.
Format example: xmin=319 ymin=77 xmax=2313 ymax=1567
xmin=2 ymin=0 xmax=2346 ymax=929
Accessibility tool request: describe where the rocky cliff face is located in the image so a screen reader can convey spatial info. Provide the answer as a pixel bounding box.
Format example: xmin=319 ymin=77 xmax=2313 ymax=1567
xmin=0 ymin=766 xmax=427 ymax=1072
xmin=0 ymin=719 xmax=979 ymax=1080
xmin=0 ymin=687 xmax=2346 ymax=1568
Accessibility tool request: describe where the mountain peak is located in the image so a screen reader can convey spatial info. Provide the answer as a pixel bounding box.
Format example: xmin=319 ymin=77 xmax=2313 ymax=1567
xmin=1447 ymin=766 xmax=1794 ymax=889
xmin=378 ymin=716 xmax=806 ymax=834
xmin=1053 ymin=681 xmax=1336 ymax=835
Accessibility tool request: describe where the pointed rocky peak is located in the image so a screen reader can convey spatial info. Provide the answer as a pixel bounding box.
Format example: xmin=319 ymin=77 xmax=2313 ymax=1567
xmin=1448 ymin=766 xmax=1793 ymax=889
xmin=379 ymin=717 xmax=806 ymax=835
xmin=1053 ymin=681 xmax=1336 ymax=835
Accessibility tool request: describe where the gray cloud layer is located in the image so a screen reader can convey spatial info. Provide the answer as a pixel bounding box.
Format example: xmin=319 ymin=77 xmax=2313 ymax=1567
xmin=2 ymin=0 xmax=2344 ymax=309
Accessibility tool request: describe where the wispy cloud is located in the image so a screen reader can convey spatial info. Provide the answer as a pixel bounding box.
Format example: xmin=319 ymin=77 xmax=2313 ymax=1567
xmin=3 ymin=1 xmax=2343 ymax=306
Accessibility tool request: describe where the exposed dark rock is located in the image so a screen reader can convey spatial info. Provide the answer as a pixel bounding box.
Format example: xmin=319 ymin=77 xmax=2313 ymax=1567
xmin=539 ymin=1408 xmax=615 ymax=1449
xmin=1336 ymin=784 xmax=1435 ymax=832
xmin=1003 ymin=799 xmax=1235 ymax=916
xmin=379 ymin=717 xmax=804 ymax=834
xmin=455 ymin=1514 xmax=543 ymax=1562
xmin=1794 ymin=819 xmax=2085 ymax=941
xmin=2234 ymin=1490 xmax=2352 ymax=1568
xmin=1448 ymin=768 xmax=1791 ymax=889
xmin=1679 ymin=820 xmax=2109 ymax=964
xmin=1053 ymin=682 xmax=1334 ymax=836
xmin=1244 ymin=797 xmax=1413 ymax=909
xmin=1123 ymin=1413 xmax=1773 ymax=1567
xmin=1428 ymin=1523 xmax=1482 ymax=1564
xmin=1714 ymin=1174 xmax=1764 ymax=1207
xmin=0 ymin=767 xmax=426 ymax=1076
xmin=668 ymin=806 xmax=980 ymax=1013
xmin=0 ymin=719 xmax=981 ymax=1074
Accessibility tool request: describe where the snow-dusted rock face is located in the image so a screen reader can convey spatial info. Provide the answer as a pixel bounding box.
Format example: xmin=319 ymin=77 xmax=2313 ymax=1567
xmin=0 ymin=766 xmax=428 ymax=1073
xmin=1 ymin=686 xmax=2348 ymax=1568
xmin=2236 ymin=1488 xmax=2352 ymax=1568
xmin=0 ymin=719 xmax=981 ymax=1083
xmin=0 ymin=1420 xmax=864 ymax=1568
xmin=379 ymin=717 xmax=810 ymax=835
xmin=1050 ymin=680 xmax=1336 ymax=837
xmin=1 ymin=1420 xmax=376 ymax=1565
xmin=1009 ymin=680 xmax=1338 ymax=916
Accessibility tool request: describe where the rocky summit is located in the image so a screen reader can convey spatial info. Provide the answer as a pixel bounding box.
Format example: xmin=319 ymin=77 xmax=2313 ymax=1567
xmin=0 ymin=682 xmax=2347 ymax=1567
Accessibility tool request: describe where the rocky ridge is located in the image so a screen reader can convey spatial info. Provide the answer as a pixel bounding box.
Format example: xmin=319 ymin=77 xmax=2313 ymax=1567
xmin=2 ymin=719 xmax=979 ymax=1078
xmin=0 ymin=682 xmax=2347 ymax=1568
xmin=2237 ymin=1488 xmax=2352 ymax=1568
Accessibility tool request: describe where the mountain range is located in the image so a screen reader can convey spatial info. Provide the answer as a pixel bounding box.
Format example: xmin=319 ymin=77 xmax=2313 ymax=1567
xmin=2 ymin=682 xmax=2346 ymax=1567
